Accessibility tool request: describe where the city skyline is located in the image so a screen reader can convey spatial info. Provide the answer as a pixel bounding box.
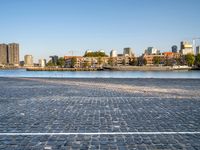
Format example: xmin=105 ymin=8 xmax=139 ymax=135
xmin=0 ymin=0 xmax=200 ymax=61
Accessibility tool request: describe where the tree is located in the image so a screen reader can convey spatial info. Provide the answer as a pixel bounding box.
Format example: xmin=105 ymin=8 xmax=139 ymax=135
xmin=46 ymin=60 xmax=54 ymax=67
xmin=143 ymin=58 xmax=147 ymax=66
xmin=164 ymin=57 xmax=173 ymax=66
xmin=57 ymin=57 xmax=65 ymax=67
xmin=84 ymin=51 xmax=108 ymax=57
xmin=71 ymin=57 xmax=77 ymax=68
xmin=185 ymin=53 xmax=195 ymax=66
xmin=153 ymin=56 xmax=161 ymax=65
xmin=97 ymin=57 xmax=103 ymax=65
xmin=129 ymin=57 xmax=137 ymax=66
xmin=195 ymin=54 xmax=200 ymax=67
xmin=108 ymin=58 xmax=115 ymax=66
xmin=97 ymin=57 xmax=104 ymax=68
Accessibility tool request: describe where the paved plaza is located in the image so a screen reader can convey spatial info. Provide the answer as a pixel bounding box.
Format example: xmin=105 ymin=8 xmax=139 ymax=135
xmin=0 ymin=77 xmax=200 ymax=150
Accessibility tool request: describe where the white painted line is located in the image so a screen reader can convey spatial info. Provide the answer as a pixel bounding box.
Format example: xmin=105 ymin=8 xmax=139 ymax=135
xmin=0 ymin=132 xmax=200 ymax=136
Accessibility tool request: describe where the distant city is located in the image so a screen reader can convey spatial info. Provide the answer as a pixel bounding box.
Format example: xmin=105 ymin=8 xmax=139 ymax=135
xmin=0 ymin=39 xmax=200 ymax=69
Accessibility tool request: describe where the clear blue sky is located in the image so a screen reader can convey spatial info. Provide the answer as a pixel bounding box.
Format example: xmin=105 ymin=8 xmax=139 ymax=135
xmin=0 ymin=0 xmax=200 ymax=62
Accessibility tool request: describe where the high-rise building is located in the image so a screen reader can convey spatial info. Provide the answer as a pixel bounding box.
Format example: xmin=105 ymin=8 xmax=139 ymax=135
xmin=123 ymin=47 xmax=133 ymax=57
xmin=196 ymin=46 xmax=200 ymax=55
xmin=145 ymin=47 xmax=159 ymax=55
xmin=39 ymin=59 xmax=46 ymax=67
xmin=24 ymin=55 xmax=34 ymax=67
xmin=0 ymin=44 xmax=8 ymax=65
xmin=180 ymin=41 xmax=193 ymax=55
xmin=110 ymin=50 xmax=117 ymax=57
xmin=7 ymin=43 xmax=19 ymax=66
xmin=172 ymin=45 xmax=178 ymax=53
xmin=50 ymin=55 xmax=58 ymax=65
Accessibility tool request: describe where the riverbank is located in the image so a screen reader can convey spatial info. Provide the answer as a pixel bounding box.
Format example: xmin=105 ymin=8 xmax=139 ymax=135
xmin=102 ymin=65 xmax=192 ymax=71
xmin=25 ymin=66 xmax=193 ymax=71
xmin=26 ymin=67 xmax=101 ymax=71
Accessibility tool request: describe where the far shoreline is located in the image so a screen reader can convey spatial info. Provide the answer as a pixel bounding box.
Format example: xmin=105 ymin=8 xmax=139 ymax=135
xmin=25 ymin=66 xmax=195 ymax=71
xmin=1 ymin=65 xmax=199 ymax=71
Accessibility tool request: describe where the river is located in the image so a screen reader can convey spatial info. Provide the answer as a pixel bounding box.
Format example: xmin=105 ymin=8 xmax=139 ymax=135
xmin=0 ymin=69 xmax=200 ymax=78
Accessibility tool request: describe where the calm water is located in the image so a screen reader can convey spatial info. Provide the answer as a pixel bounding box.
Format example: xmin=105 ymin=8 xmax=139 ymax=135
xmin=0 ymin=69 xmax=200 ymax=78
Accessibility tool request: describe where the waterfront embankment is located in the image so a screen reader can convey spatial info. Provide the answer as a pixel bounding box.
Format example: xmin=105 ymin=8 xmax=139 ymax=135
xmin=102 ymin=65 xmax=192 ymax=71
xmin=25 ymin=66 xmax=193 ymax=71
xmin=26 ymin=67 xmax=101 ymax=71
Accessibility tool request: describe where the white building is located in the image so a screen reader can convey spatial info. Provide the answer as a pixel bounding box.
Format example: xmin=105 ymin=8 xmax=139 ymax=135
xmin=180 ymin=41 xmax=194 ymax=55
xmin=24 ymin=55 xmax=33 ymax=67
xmin=123 ymin=47 xmax=134 ymax=57
xmin=145 ymin=47 xmax=159 ymax=55
xmin=110 ymin=50 xmax=117 ymax=57
xmin=39 ymin=59 xmax=46 ymax=67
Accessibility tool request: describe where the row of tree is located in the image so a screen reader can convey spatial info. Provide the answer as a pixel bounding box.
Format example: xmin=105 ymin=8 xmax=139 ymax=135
xmin=46 ymin=57 xmax=65 ymax=67
xmin=151 ymin=54 xmax=200 ymax=66
xmin=84 ymin=52 xmax=108 ymax=57
xmin=46 ymin=53 xmax=200 ymax=68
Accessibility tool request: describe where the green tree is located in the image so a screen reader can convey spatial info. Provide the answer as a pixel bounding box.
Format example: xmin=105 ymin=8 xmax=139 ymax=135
xmin=57 ymin=57 xmax=65 ymax=67
xmin=143 ymin=58 xmax=147 ymax=65
xmin=185 ymin=53 xmax=195 ymax=66
xmin=84 ymin=51 xmax=108 ymax=57
xmin=97 ymin=57 xmax=103 ymax=65
xmin=175 ymin=57 xmax=181 ymax=65
xmin=108 ymin=58 xmax=115 ymax=66
xmin=122 ymin=59 xmax=126 ymax=65
xmin=46 ymin=60 xmax=54 ymax=67
xmin=164 ymin=57 xmax=173 ymax=66
xmin=195 ymin=54 xmax=200 ymax=67
xmin=129 ymin=57 xmax=137 ymax=66
xmin=153 ymin=56 xmax=161 ymax=65
xmin=71 ymin=57 xmax=77 ymax=68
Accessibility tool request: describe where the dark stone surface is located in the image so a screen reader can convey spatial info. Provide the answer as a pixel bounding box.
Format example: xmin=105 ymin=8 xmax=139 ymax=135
xmin=0 ymin=77 xmax=200 ymax=149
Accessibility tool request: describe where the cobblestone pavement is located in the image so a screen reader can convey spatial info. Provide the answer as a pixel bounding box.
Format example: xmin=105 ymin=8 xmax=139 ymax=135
xmin=0 ymin=77 xmax=200 ymax=149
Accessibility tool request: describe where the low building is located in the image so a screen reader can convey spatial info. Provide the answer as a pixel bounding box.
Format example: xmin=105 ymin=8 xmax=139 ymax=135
xmin=64 ymin=56 xmax=84 ymax=68
xmin=142 ymin=54 xmax=165 ymax=65
xmin=116 ymin=54 xmax=133 ymax=66
xmin=163 ymin=52 xmax=181 ymax=65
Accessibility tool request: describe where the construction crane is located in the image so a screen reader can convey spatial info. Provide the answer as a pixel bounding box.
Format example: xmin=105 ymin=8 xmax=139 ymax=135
xmin=68 ymin=50 xmax=78 ymax=56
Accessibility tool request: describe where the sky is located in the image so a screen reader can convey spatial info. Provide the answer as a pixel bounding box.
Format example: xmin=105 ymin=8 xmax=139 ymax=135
xmin=0 ymin=0 xmax=200 ymax=62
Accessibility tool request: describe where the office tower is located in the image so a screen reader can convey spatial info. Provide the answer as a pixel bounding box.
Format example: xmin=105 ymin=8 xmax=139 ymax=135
xmin=172 ymin=45 xmax=178 ymax=53
xmin=7 ymin=43 xmax=19 ymax=66
xmin=145 ymin=47 xmax=159 ymax=55
xmin=24 ymin=55 xmax=34 ymax=67
xmin=39 ymin=59 xmax=46 ymax=67
xmin=110 ymin=50 xmax=117 ymax=57
xmin=0 ymin=44 xmax=8 ymax=65
xmin=196 ymin=46 xmax=200 ymax=55
xmin=50 ymin=55 xmax=58 ymax=65
xmin=180 ymin=41 xmax=193 ymax=55
xmin=123 ymin=47 xmax=133 ymax=57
